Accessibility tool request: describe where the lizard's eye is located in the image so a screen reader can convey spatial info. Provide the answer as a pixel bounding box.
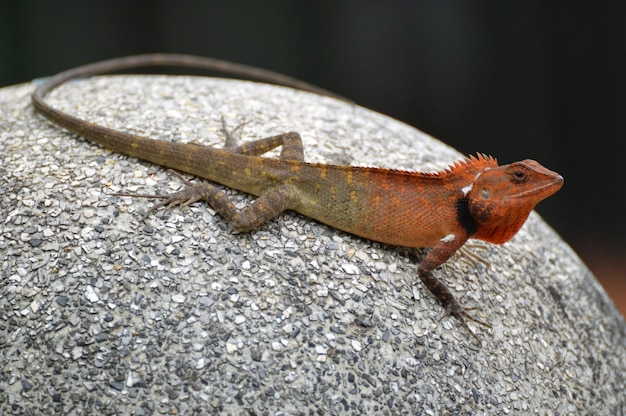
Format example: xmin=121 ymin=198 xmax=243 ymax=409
xmin=510 ymin=168 xmax=529 ymax=184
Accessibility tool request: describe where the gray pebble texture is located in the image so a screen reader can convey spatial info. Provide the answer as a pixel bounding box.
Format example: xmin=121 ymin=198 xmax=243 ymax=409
xmin=1 ymin=76 xmax=625 ymax=415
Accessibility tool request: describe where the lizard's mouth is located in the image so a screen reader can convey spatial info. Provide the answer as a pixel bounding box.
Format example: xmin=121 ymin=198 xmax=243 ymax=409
xmin=511 ymin=176 xmax=564 ymax=200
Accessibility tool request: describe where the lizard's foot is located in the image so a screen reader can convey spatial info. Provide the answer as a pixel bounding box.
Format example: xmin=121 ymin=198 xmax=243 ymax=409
xmin=442 ymin=299 xmax=492 ymax=342
xmin=110 ymin=170 xmax=215 ymax=220
xmin=220 ymin=116 xmax=250 ymax=150
xmin=139 ymin=182 xmax=214 ymax=220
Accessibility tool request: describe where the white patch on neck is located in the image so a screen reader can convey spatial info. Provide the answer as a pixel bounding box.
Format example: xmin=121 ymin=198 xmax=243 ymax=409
xmin=461 ymin=169 xmax=487 ymax=197
xmin=440 ymin=234 xmax=456 ymax=243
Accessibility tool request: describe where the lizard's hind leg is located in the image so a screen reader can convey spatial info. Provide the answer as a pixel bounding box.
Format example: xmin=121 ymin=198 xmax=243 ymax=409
xmin=112 ymin=169 xmax=295 ymax=231
xmin=220 ymin=117 xmax=304 ymax=161
xmin=113 ymin=123 xmax=305 ymax=224
xmin=113 ymin=118 xmax=306 ymax=224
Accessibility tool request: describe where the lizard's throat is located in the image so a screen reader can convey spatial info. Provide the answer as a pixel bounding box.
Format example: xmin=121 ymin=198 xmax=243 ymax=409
xmin=471 ymin=210 xmax=533 ymax=244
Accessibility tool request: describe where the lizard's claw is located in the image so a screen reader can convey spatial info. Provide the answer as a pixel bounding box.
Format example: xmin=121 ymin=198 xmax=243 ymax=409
xmin=138 ymin=182 xmax=211 ymax=220
xmin=109 ymin=170 xmax=212 ymax=221
xmin=440 ymin=298 xmax=492 ymax=342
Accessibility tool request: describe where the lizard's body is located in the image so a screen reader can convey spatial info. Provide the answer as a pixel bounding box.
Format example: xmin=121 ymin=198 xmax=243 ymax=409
xmin=32 ymin=54 xmax=563 ymax=341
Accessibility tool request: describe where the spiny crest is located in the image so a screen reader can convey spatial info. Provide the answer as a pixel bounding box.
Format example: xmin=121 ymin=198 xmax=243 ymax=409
xmin=443 ymin=153 xmax=498 ymax=177
xmin=312 ymin=153 xmax=498 ymax=178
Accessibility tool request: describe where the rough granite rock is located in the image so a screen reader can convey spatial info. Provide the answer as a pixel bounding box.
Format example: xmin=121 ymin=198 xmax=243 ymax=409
xmin=0 ymin=75 xmax=625 ymax=415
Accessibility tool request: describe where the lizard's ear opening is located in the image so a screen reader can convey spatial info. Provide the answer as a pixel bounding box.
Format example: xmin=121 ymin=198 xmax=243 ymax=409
xmin=479 ymin=188 xmax=491 ymax=200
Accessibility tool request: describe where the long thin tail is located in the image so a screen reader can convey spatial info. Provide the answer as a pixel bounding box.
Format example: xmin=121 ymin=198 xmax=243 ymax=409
xmin=30 ymin=53 xmax=347 ymax=165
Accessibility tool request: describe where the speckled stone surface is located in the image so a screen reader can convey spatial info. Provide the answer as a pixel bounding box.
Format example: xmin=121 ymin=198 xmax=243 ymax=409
xmin=1 ymin=75 xmax=625 ymax=415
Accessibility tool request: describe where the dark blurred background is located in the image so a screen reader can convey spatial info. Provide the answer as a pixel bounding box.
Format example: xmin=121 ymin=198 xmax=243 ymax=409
xmin=2 ymin=1 xmax=624 ymax=316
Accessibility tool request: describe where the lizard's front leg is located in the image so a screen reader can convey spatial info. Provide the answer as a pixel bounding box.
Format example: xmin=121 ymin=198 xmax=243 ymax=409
xmin=412 ymin=236 xmax=492 ymax=342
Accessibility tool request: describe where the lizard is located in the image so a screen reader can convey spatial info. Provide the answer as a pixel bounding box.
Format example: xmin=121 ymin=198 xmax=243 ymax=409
xmin=31 ymin=54 xmax=564 ymax=341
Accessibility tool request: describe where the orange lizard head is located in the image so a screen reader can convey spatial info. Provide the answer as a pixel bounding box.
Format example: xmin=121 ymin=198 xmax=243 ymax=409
xmin=467 ymin=159 xmax=563 ymax=244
